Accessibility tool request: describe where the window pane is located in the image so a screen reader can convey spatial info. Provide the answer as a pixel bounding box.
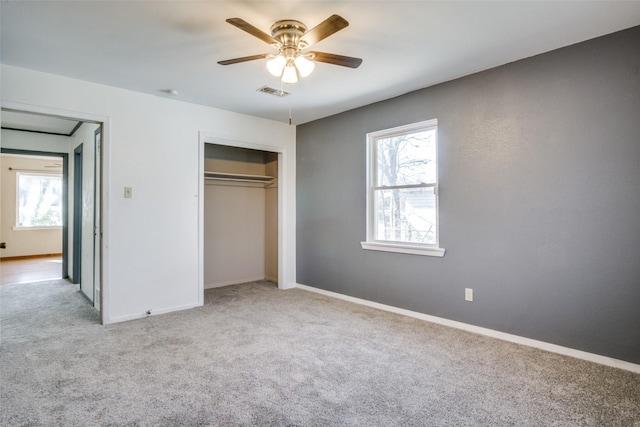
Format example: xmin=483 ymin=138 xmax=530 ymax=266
xmin=18 ymin=174 xmax=63 ymax=227
xmin=376 ymin=129 xmax=436 ymax=187
xmin=374 ymin=186 xmax=436 ymax=245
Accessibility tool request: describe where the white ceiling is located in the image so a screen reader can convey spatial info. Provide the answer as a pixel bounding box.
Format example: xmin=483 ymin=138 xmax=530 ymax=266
xmin=1 ymin=1 xmax=639 ymax=125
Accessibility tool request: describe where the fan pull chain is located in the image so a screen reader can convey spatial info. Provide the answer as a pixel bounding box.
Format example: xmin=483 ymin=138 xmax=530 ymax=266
xmin=281 ymin=79 xmax=292 ymax=125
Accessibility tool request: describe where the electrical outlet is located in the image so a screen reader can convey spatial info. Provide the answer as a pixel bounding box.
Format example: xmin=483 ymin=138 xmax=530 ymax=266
xmin=124 ymin=187 xmax=133 ymax=198
xmin=465 ymin=288 xmax=473 ymax=302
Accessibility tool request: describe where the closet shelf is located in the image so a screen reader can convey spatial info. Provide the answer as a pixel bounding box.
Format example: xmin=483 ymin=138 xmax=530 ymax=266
xmin=204 ymin=171 xmax=275 ymax=184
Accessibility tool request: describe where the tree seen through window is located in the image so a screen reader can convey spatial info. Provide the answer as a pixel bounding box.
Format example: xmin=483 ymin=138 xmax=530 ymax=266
xmin=373 ymin=127 xmax=437 ymax=245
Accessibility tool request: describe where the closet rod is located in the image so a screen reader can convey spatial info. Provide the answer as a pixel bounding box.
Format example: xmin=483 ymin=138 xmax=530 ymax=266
xmin=204 ymin=171 xmax=274 ymax=183
xmin=204 ymin=176 xmax=272 ymax=184
xmin=8 ymin=167 xmax=62 ymax=173
xmin=205 ymin=181 xmax=277 ymax=189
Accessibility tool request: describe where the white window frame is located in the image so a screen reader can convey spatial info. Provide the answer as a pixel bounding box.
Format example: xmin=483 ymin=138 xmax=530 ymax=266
xmin=361 ymin=119 xmax=445 ymax=257
xmin=14 ymin=172 xmax=63 ymax=230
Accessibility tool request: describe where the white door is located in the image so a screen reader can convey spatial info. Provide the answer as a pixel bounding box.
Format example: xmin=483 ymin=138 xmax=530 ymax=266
xmin=93 ymin=127 xmax=101 ymax=311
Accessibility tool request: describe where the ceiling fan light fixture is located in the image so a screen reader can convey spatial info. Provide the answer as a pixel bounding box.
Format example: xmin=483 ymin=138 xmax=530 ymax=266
xmin=294 ymin=55 xmax=315 ymax=78
xmin=266 ymin=55 xmax=286 ymax=77
xmin=282 ymin=62 xmax=299 ymax=84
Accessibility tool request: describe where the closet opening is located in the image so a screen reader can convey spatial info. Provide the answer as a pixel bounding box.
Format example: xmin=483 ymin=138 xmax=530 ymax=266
xmin=203 ymin=143 xmax=278 ymax=290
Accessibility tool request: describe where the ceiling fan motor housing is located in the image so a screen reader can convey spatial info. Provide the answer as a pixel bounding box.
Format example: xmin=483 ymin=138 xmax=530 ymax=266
xmin=270 ymin=20 xmax=309 ymax=50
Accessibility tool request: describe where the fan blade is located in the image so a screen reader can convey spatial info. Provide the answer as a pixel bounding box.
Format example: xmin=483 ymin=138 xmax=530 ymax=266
xmin=218 ymin=54 xmax=271 ymax=65
xmin=309 ymin=51 xmax=362 ymax=68
xmin=300 ymin=15 xmax=349 ymax=47
xmin=226 ymin=18 xmax=278 ymax=45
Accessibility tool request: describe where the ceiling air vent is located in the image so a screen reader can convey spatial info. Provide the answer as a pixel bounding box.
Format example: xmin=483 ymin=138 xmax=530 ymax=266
xmin=257 ymin=86 xmax=289 ymax=97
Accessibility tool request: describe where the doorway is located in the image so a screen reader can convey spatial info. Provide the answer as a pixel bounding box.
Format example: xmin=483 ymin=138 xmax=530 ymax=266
xmin=0 ymin=151 xmax=67 ymax=284
xmin=1 ymin=108 xmax=104 ymax=320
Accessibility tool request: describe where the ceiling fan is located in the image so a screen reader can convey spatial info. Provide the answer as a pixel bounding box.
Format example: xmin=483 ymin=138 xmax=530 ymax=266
xmin=218 ymin=14 xmax=362 ymax=84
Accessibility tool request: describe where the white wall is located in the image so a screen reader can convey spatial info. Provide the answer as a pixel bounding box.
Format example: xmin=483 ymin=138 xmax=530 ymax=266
xmin=0 ymin=153 xmax=63 ymax=258
xmin=1 ymin=64 xmax=296 ymax=323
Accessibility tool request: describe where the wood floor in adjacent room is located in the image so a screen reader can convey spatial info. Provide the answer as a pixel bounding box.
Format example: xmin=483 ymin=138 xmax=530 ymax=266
xmin=0 ymin=255 xmax=63 ymax=285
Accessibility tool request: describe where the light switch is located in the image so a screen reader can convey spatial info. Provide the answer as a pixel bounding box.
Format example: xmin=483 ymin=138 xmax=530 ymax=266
xmin=124 ymin=187 xmax=132 ymax=198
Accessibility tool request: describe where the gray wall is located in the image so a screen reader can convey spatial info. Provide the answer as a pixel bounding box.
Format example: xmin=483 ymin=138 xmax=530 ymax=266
xmin=296 ymin=26 xmax=640 ymax=364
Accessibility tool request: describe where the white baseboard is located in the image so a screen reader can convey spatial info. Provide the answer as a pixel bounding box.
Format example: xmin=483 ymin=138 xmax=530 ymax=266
xmin=107 ymin=302 xmax=202 ymax=324
xmin=295 ymin=283 xmax=640 ymax=374
xmin=205 ymin=276 xmax=265 ymax=289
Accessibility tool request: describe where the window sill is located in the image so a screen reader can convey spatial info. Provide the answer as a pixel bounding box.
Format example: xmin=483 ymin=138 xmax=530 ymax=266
xmin=360 ymin=241 xmax=446 ymax=257
xmin=12 ymin=226 xmax=62 ymax=231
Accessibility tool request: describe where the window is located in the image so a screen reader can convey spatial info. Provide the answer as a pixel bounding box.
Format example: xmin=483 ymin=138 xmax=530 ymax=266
xmin=361 ymin=119 xmax=445 ymax=257
xmin=16 ymin=173 xmax=63 ymax=228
